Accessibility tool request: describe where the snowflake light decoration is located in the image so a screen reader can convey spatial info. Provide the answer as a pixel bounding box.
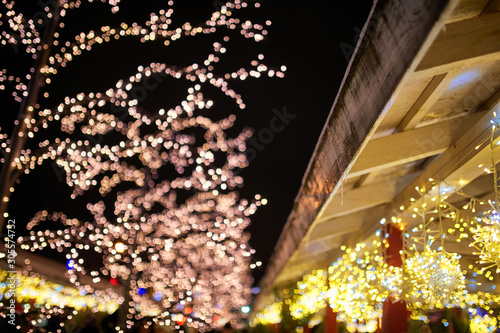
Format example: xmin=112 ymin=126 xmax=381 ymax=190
xmin=401 ymin=249 xmax=466 ymax=312
xmin=289 ymin=269 xmax=327 ymax=320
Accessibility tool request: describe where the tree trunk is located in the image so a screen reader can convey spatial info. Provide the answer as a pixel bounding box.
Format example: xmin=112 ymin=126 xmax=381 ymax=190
xmin=0 ymin=1 xmax=60 ymax=232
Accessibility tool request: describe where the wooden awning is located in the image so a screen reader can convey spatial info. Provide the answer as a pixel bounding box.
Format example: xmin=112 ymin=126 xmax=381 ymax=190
xmin=254 ymin=0 xmax=500 ymax=311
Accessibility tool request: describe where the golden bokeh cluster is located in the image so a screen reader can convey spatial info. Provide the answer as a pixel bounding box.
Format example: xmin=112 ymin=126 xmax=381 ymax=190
xmin=289 ymin=270 xmax=327 ymax=320
xmin=252 ymin=302 xmax=282 ymax=326
xmin=0 ymin=269 xmax=120 ymax=313
xmin=401 ymin=249 xmax=466 ymax=312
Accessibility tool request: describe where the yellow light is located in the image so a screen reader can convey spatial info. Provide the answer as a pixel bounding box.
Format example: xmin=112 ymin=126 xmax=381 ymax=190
xmin=289 ymin=270 xmax=327 ymax=320
xmin=471 ymin=212 xmax=500 ymax=273
xmin=469 ymin=309 xmax=499 ymax=333
xmin=0 ymin=269 xmax=119 ymax=314
xmin=251 ymin=302 xmax=282 ymax=326
xmin=401 ymin=249 xmax=466 ymax=311
xmin=327 ymin=242 xmax=395 ymax=333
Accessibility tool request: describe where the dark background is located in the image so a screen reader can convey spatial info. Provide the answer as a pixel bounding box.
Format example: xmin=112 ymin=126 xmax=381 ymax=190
xmin=1 ymin=0 xmax=373 ymax=287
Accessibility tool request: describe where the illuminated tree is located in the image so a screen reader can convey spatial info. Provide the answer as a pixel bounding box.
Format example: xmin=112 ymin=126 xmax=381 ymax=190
xmin=0 ymin=0 xmax=284 ymax=231
xmin=18 ymin=80 xmax=263 ymax=328
xmin=1 ymin=0 xmax=283 ymax=331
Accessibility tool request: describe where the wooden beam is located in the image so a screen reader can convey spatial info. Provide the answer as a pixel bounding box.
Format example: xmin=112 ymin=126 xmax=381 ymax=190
xmin=348 ymin=112 xmax=487 ymax=179
xmin=446 ymin=0 xmax=489 ymax=23
xmin=389 ymin=88 xmax=500 ymax=216
xmin=397 ymin=71 xmax=458 ymax=131
xmin=319 ymin=173 xmax=417 ymax=221
xmin=416 ymin=11 xmax=500 ymax=76
xmin=390 ymin=108 xmax=498 ymax=217
xmin=480 ymin=0 xmax=500 ymax=15
xmin=307 ymin=206 xmax=385 ymax=242
xmin=307 ymin=216 xmax=363 ymax=242
xmin=479 ymin=88 xmax=500 ymax=112
xmin=253 ymin=0 xmax=458 ymax=312
xmin=353 ymin=172 xmax=379 ymax=188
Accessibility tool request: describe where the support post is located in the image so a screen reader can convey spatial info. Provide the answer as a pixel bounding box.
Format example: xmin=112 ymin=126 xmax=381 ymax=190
xmin=324 ymin=305 xmax=338 ymax=333
xmin=382 ymin=225 xmax=408 ymax=333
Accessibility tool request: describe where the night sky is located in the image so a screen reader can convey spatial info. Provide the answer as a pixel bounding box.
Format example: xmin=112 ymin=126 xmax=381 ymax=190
xmin=1 ymin=0 xmax=373 ymax=287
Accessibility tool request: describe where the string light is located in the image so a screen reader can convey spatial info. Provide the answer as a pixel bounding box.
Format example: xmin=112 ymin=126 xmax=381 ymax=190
xmin=469 ymin=112 xmax=500 ymax=273
xmin=471 ymin=213 xmax=500 ymax=273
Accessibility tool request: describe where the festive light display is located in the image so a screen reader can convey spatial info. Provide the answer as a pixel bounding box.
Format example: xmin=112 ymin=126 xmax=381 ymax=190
xmin=289 ymin=269 xmax=327 ymax=320
xmin=469 ymin=309 xmax=499 ymax=333
xmin=250 ymin=218 xmax=498 ymax=331
xmin=397 ymin=182 xmax=469 ymax=321
xmin=1 ymin=0 xmax=283 ymax=331
xmin=468 ymin=112 xmax=500 ymax=273
xmin=250 ymin=167 xmax=500 ymax=330
xmin=252 ymin=301 xmax=281 ymax=326
xmin=0 ymin=269 xmax=120 ymax=313
xmin=401 ymin=249 xmax=466 ymax=311
xmin=471 ymin=213 xmax=500 ymax=273
xmin=327 ymin=241 xmax=392 ymax=333
xmin=18 ymin=106 xmax=262 ymax=329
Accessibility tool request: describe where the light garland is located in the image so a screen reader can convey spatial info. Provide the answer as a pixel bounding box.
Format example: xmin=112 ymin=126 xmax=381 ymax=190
xmin=398 ymin=182 xmax=470 ymax=322
xmin=469 ymin=112 xmax=500 ymax=273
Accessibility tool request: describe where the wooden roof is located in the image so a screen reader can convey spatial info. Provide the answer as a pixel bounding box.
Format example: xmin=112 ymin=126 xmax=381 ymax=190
xmin=254 ymin=0 xmax=500 ymax=311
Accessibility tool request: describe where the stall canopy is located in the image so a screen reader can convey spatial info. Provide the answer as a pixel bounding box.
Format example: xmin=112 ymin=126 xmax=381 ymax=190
xmin=254 ymin=0 xmax=500 ymax=313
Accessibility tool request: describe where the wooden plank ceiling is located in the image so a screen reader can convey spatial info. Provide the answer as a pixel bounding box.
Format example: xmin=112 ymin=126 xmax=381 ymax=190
xmin=255 ymin=0 xmax=500 ymax=310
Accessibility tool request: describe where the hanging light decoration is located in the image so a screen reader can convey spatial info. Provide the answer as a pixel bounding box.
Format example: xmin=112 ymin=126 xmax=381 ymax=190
xmin=289 ymin=269 xmax=327 ymax=320
xmin=469 ymin=308 xmax=499 ymax=333
xmin=398 ymin=182 xmax=468 ymax=322
xmin=471 ymin=213 xmax=500 ymax=273
xmin=327 ymin=240 xmax=392 ymax=333
xmin=469 ymin=112 xmax=500 ymax=273
xmin=252 ymin=302 xmax=282 ymax=326
xmin=401 ymin=249 xmax=466 ymax=313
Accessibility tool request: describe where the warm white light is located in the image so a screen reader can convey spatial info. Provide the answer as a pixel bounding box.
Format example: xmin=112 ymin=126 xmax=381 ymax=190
xmin=115 ymin=242 xmax=125 ymax=253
